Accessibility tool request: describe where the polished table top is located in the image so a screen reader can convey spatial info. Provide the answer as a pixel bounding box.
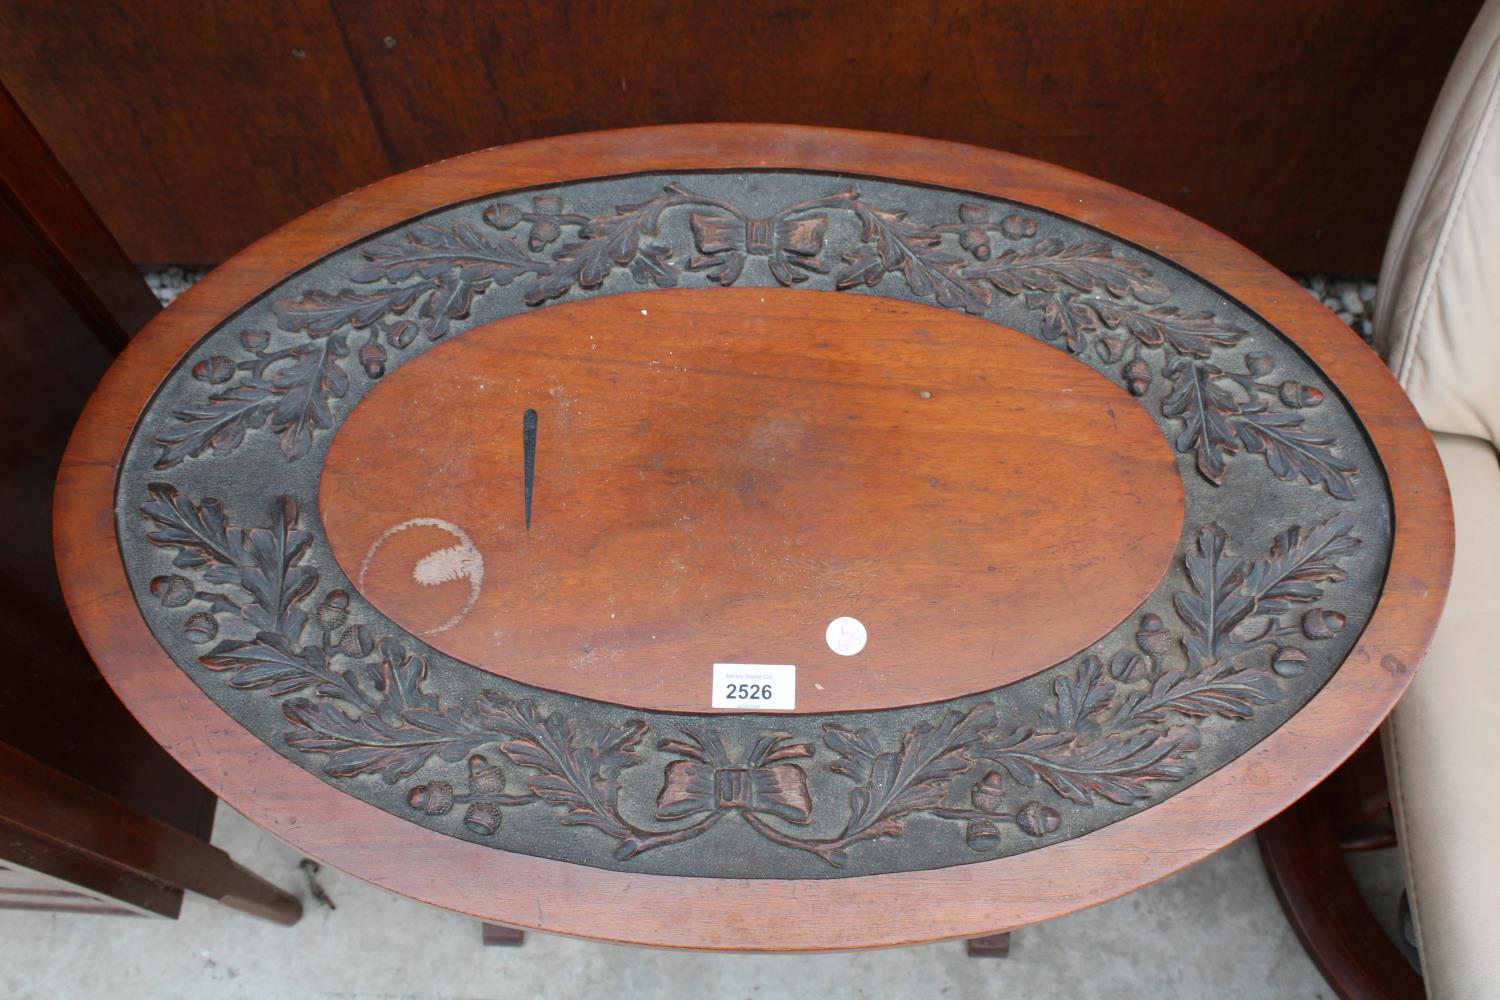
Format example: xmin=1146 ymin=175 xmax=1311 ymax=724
xmin=55 ymin=126 xmax=1452 ymax=949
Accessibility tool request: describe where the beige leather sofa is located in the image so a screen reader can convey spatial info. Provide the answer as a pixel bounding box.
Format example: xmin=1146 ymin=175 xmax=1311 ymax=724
xmin=1377 ymin=2 xmax=1500 ymax=996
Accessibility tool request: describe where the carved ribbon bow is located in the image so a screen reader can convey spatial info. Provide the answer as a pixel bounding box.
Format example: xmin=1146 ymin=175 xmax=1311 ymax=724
xmin=656 ymin=729 xmax=814 ymax=825
xmin=688 ymin=211 xmax=828 ymax=286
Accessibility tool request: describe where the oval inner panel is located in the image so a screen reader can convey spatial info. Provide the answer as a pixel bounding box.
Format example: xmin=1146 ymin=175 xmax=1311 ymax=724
xmin=319 ymin=287 xmax=1186 ymax=712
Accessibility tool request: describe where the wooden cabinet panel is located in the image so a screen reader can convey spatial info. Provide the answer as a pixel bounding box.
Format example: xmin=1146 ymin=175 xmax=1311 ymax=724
xmin=0 ymin=1 xmax=1483 ymax=271
xmin=0 ymin=78 xmax=303 ymax=927
xmin=333 ymin=0 xmax=1480 ymax=274
xmin=0 ymin=85 xmax=213 ymax=840
xmin=0 ymin=0 xmax=390 ymax=263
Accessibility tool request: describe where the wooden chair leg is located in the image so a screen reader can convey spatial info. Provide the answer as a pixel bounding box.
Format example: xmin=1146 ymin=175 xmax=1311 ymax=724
xmin=966 ymin=931 xmax=1012 ymax=957
xmin=1257 ymin=778 xmax=1421 ymax=998
xmin=482 ymin=922 xmax=526 ymax=946
xmin=0 ymin=742 xmax=301 ymax=924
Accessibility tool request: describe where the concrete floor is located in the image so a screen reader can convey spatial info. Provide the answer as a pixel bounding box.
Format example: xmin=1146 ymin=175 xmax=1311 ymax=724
xmin=0 ymin=805 xmax=1379 ymax=999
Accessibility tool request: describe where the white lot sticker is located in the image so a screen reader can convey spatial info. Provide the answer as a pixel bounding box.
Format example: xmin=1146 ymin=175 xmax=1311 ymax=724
xmin=825 ymin=616 xmax=868 ymax=656
xmin=712 ymin=663 xmax=795 ymax=710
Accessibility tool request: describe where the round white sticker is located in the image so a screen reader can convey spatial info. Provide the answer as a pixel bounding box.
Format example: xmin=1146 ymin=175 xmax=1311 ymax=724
xmin=825 ymin=616 xmax=868 ymax=656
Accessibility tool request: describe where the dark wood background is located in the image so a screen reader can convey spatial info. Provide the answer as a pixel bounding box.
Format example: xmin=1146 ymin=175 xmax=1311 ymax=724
xmin=0 ymin=85 xmax=213 ymax=841
xmin=0 ymin=0 xmax=1482 ymax=272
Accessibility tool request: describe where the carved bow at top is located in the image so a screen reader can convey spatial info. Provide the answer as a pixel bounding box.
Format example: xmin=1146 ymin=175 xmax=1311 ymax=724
xmin=688 ymin=212 xmax=827 ymax=286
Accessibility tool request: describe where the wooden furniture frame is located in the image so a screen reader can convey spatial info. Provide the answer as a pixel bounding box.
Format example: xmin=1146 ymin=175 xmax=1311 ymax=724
xmin=0 ymin=83 xmax=299 ymax=923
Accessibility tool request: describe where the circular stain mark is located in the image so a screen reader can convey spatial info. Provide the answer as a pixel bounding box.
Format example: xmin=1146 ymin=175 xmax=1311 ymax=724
xmin=358 ymin=518 xmax=484 ymax=635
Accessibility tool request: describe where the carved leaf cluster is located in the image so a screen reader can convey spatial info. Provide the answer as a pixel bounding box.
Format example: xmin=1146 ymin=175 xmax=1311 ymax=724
xmin=282 ymin=698 xmax=486 ymax=783
xmin=966 ymin=239 xmax=1170 ymax=303
xmin=1164 ymin=358 xmax=1357 ymax=498
xmin=153 ymin=384 xmax=276 ymax=469
xmin=1242 ymin=512 xmax=1361 ymax=612
xmin=824 ymin=703 xmax=997 ymax=843
xmin=838 ymin=199 xmax=991 ymax=315
xmin=272 ymin=284 xmax=429 ymax=337
xmin=979 ymin=724 xmax=1199 ymax=806
xmin=1040 ymin=654 xmax=1115 ymax=735
xmin=476 ymin=694 xmax=645 ymax=845
xmin=1110 ymin=663 xmax=1283 ymax=726
xmin=520 ymin=193 xmax=682 ymax=306
xmin=201 ymin=633 xmax=341 ymax=697
xmin=351 ymin=222 xmax=542 ymax=286
xmin=1175 ymin=522 xmax=1257 ymax=668
xmin=142 ymin=484 xmax=241 ymax=568
xmin=143 ymin=486 xmax=497 ymax=782
xmin=1176 ymin=513 xmax=1359 ymax=671
xmin=1235 ymin=411 xmax=1358 ymax=500
xmin=1093 ymin=301 xmax=1246 ymax=357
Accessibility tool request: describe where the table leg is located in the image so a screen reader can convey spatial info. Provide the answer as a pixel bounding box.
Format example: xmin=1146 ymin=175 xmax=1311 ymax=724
xmin=1257 ymin=760 xmax=1422 ymax=998
xmin=0 ymin=743 xmax=301 ymax=924
xmin=481 ymin=922 xmax=526 ymax=946
xmin=966 ymin=931 xmax=1012 ymax=957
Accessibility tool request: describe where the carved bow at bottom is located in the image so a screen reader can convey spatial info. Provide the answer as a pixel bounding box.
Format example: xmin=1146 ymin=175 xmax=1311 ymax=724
xmin=656 ymin=760 xmax=812 ymax=825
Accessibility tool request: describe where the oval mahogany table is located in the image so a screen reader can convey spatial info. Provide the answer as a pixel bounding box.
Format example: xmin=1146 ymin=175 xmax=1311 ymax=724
xmin=55 ymin=125 xmax=1452 ymax=950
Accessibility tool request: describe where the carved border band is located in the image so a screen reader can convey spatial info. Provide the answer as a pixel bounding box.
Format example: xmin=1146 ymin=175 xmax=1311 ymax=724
xmin=116 ymin=171 xmax=1391 ymax=879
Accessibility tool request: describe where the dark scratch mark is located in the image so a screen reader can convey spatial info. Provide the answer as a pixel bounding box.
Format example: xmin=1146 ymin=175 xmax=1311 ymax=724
xmin=523 ymin=408 xmax=538 ymax=530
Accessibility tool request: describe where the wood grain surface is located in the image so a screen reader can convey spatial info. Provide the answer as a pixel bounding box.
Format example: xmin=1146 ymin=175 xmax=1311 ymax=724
xmin=321 ymin=288 xmax=1184 ymax=713
xmin=0 ymin=1 xmax=1482 ymax=271
xmin=54 ymin=126 xmax=1452 ymax=949
xmin=0 ymin=0 xmax=388 ymax=265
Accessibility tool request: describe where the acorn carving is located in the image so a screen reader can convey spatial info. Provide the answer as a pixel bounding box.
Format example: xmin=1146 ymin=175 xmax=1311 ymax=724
xmin=965 ymin=820 xmax=1002 ymax=852
xmin=464 ymin=802 xmax=503 ymax=836
xmin=1245 ymin=352 xmax=1275 ymax=376
xmin=1279 ymin=380 xmax=1324 ymax=408
xmin=529 ymin=221 xmax=561 ymax=249
xmin=1272 ymin=647 xmax=1310 ymax=678
xmin=408 ymin=781 xmax=455 ymax=816
xmin=408 ymin=756 xmax=510 ymax=833
xmin=359 ymin=338 xmax=388 ymax=379
xmin=182 ymin=611 xmax=218 ymax=644
xmin=467 ymin=755 xmax=507 ymax=797
xmin=338 ymin=625 xmax=374 ymax=658
xmin=1135 ymin=613 xmax=1172 ymax=657
xmin=957 ymin=204 xmax=993 ymax=259
xmin=1302 ymin=609 xmax=1347 ymax=640
xmin=1123 ymin=358 xmax=1151 ymax=396
xmin=1016 ymin=801 xmax=1061 ymax=838
xmin=191 ymin=355 xmax=234 ymax=384
xmin=970 ymin=771 xmax=1006 ymax=814
xmin=1000 ymin=213 xmax=1038 ymax=240
xmin=526 ymin=195 xmax=565 ymax=250
xmin=317 ymin=590 xmax=350 ymax=631
xmin=484 ymin=202 xmax=522 ymax=229
xmin=150 ymin=574 xmax=194 ymax=608
xmin=240 ymin=328 xmax=271 ymax=352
